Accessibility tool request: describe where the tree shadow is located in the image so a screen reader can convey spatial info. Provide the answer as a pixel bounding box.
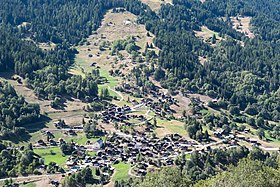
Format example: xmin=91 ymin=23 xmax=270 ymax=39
xmin=8 ymin=115 xmax=52 ymax=144
xmin=10 ymin=132 xmax=32 ymax=144
xmin=26 ymin=115 xmax=52 ymax=133
xmin=51 ymin=102 xmax=67 ymax=110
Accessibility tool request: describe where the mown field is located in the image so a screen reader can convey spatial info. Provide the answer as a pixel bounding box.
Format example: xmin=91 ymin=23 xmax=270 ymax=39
xmin=113 ymin=163 xmax=131 ymax=181
xmin=34 ymin=147 xmax=67 ymax=165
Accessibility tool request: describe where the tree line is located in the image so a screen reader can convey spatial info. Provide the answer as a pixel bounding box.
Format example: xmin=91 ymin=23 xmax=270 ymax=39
xmin=0 ymin=81 xmax=40 ymax=140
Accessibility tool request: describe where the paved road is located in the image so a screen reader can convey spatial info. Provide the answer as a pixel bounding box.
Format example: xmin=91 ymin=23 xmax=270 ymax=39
xmin=131 ymin=103 xmax=144 ymax=110
xmin=259 ymin=146 xmax=279 ymax=151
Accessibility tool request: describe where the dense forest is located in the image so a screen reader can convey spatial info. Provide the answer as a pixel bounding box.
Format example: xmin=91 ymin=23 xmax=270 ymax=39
xmin=1 ymin=0 xmax=278 ymax=120
xmin=145 ymin=0 xmax=280 ymax=122
xmin=0 ymin=142 xmax=42 ymax=178
xmin=0 ymin=0 xmax=153 ymax=101
xmin=0 ymin=0 xmax=153 ymax=45
xmin=0 ymin=81 xmax=40 ymax=139
xmin=0 ymin=0 xmax=279 ymax=185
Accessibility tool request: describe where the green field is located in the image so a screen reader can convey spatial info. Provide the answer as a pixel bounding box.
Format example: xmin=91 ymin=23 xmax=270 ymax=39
xmin=71 ymin=136 xmax=104 ymax=145
xmin=200 ymin=109 xmax=209 ymax=115
xmin=185 ymin=154 xmax=192 ymax=160
xmin=113 ymin=162 xmax=131 ymax=181
xmin=34 ymin=147 xmax=67 ymax=165
xmin=87 ymin=151 xmax=97 ymax=156
xmin=51 ymin=131 xmax=104 ymax=145
xmin=157 ymin=118 xmax=186 ymax=136
xmin=98 ymin=68 xmax=120 ymax=98
xmin=201 ymin=26 xmax=220 ymax=37
xmin=264 ymin=130 xmax=280 ymax=144
xmin=72 ymin=57 xmax=120 ymax=99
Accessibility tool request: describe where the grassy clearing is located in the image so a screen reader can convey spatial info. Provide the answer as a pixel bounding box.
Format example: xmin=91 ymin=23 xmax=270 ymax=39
xmin=51 ymin=132 xmax=104 ymax=145
xmin=201 ymin=26 xmax=219 ymax=36
xmin=127 ymin=118 xmax=142 ymax=124
xmin=98 ymin=68 xmax=120 ymax=98
xmin=185 ymin=154 xmax=192 ymax=160
xmin=69 ymin=67 xmax=85 ymax=78
xmin=112 ymin=99 xmax=131 ymax=107
xmin=194 ymin=26 xmax=222 ymax=45
xmin=156 ymin=118 xmax=186 ymax=137
xmin=98 ymin=69 xmax=118 ymax=88
xmin=131 ymin=110 xmax=149 ymax=115
xmin=264 ymin=130 xmax=280 ymax=144
xmin=87 ymin=151 xmax=97 ymax=156
xmin=113 ymin=162 xmax=131 ymax=181
xmin=71 ymin=136 xmax=104 ymax=145
xmin=141 ymin=0 xmax=172 ymax=11
xmin=200 ymin=109 xmax=209 ymax=115
xmin=166 ymin=123 xmax=186 ymax=135
xmin=72 ymin=56 xmax=120 ymax=98
xmin=34 ymin=147 xmax=67 ymax=165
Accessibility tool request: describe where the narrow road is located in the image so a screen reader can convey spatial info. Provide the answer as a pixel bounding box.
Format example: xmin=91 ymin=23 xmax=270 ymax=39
xmin=128 ymin=166 xmax=139 ymax=178
xmin=108 ymin=86 xmax=124 ymax=102
xmin=192 ymin=140 xmax=224 ymax=151
xmin=131 ymin=103 xmax=144 ymax=110
xmin=259 ymin=146 xmax=279 ymax=151
xmin=145 ymin=109 xmax=150 ymax=117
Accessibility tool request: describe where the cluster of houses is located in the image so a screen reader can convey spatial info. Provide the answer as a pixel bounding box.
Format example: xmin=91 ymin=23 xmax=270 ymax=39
xmin=149 ymin=90 xmax=177 ymax=104
xmin=214 ymin=128 xmax=260 ymax=146
xmin=101 ymin=105 xmax=131 ymax=123
xmin=116 ymin=82 xmax=178 ymax=119
xmin=115 ymin=83 xmax=140 ymax=97
xmin=54 ymin=120 xmax=69 ymax=129
xmin=65 ymin=133 xmax=196 ymax=177
xmin=236 ymin=134 xmax=259 ymax=145
xmin=141 ymin=95 xmax=176 ymax=118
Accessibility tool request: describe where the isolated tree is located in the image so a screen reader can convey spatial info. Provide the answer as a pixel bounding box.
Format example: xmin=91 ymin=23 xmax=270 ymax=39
xmin=182 ymin=110 xmax=187 ymax=117
xmin=212 ymin=34 xmax=217 ymax=44
xmin=257 ymin=129 xmax=265 ymax=140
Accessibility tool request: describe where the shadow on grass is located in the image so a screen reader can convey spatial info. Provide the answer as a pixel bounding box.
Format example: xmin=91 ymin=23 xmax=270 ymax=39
xmin=7 ymin=115 xmax=52 ymax=144
xmin=25 ymin=115 xmax=52 ymax=133
xmin=0 ymin=117 xmax=52 ymax=145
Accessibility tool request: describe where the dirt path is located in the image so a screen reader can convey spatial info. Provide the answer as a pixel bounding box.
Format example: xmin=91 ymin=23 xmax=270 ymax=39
xmin=104 ymin=171 xmax=116 ymax=187
xmin=145 ymin=109 xmax=150 ymax=117
xmin=128 ymin=166 xmax=138 ymax=178
xmin=108 ymin=86 xmax=124 ymax=102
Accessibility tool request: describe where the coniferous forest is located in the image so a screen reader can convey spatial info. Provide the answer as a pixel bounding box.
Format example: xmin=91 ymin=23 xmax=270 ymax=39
xmin=0 ymin=0 xmax=279 ymax=186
